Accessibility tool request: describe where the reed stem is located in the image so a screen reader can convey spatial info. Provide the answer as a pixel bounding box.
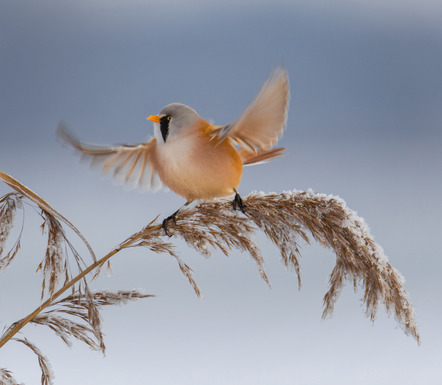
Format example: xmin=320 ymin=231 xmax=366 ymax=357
xmin=0 ymin=224 xmax=161 ymax=349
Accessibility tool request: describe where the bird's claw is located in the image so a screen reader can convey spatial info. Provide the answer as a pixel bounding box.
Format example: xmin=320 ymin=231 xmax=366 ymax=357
xmin=232 ymin=192 xmax=245 ymax=213
xmin=162 ymin=213 xmax=177 ymax=237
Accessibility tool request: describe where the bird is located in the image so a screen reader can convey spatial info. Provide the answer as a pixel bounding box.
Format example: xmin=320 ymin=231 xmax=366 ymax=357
xmin=58 ymin=68 xmax=290 ymax=234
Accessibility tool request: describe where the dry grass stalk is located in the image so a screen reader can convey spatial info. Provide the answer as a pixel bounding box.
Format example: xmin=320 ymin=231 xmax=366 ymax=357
xmin=0 ymin=171 xmax=420 ymax=383
xmin=4 ymin=290 xmax=154 ymax=353
xmin=0 ymin=368 xmax=22 ymax=385
xmin=258 ymin=190 xmax=420 ymax=340
xmin=118 ymin=206 xmax=270 ymax=299
xmin=0 ymin=193 xmax=24 ymax=270
xmin=154 ymin=190 xmax=419 ymax=342
xmin=0 ymin=172 xmax=155 ymax=383
xmin=53 ymin=289 xmax=155 ymax=307
xmin=0 ymin=172 xmax=108 ymax=355
xmin=37 ymin=213 xmax=70 ymax=299
xmin=12 ymin=338 xmax=53 ymax=385
xmin=0 ymin=172 xmax=96 ymax=301
xmin=122 ymin=217 xmax=204 ymax=298
xmin=0 ymin=171 xmax=95 ymax=263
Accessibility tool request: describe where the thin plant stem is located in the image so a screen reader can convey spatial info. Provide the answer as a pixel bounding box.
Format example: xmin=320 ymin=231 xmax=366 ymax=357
xmin=0 ymin=223 xmax=161 ymax=349
xmin=0 ymin=170 xmax=95 ymax=261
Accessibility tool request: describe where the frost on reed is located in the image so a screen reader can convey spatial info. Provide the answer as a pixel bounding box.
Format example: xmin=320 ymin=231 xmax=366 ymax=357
xmin=0 ymin=171 xmax=420 ymax=385
xmin=138 ymin=190 xmax=419 ymax=342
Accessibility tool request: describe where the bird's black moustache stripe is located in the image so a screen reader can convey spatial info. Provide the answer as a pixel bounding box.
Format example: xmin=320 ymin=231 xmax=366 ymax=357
xmin=160 ymin=116 xmax=170 ymax=142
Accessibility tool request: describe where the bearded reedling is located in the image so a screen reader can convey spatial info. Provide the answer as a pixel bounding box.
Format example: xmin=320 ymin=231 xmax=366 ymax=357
xmin=58 ymin=68 xmax=290 ymax=234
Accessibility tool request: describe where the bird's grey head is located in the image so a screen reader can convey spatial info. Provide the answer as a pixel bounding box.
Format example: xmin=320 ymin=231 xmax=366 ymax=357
xmin=154 ymin=103 xmax=201 ymax=144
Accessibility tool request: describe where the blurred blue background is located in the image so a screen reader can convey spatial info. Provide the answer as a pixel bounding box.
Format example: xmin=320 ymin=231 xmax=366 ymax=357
xmin=1 ymin=1 xmax=441 ymax=384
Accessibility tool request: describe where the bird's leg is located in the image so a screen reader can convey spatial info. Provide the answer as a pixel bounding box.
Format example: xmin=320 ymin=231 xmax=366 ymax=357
xmin=162 ymin=201 xmax=192 ymax=236
xmin=232 ymin=189 xmax=245 ymax=213
xmin=162 ymin=209 xmax=179 ymax=235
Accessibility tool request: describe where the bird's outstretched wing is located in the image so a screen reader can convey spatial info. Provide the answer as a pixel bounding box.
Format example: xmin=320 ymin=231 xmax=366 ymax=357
xmin=57 ymin=122 xmax=162 ymax=191
xmin=212 ymin=68 xmax=289 ymax=153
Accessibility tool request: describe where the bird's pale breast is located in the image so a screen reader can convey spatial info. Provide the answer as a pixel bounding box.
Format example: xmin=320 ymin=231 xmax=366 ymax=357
xmin=151 ymin=123 xmax=242 ymax=201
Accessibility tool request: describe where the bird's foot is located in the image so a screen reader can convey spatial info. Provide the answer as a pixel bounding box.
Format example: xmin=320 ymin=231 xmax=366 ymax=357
xmin=161 ymin=201 xmax=191 ymax=237
xmin=162 ymin=212 xmax=178 ymax=237
xmin=232 ymin=191 xmax=245 ymax=213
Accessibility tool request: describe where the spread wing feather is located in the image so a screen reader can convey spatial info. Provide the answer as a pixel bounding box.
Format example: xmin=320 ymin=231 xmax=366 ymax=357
xmin=57 ymin=122 xmax=162 ymax=191
xmin=239 ymin=147 xmax=286 ymax=166
xmin=213 ymin=68 xmax=289 ymax=153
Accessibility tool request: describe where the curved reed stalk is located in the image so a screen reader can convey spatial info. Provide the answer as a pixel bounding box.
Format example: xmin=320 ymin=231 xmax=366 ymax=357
xmin=0 ymin=172 xmax=156 ymax=384
xmin=0 ymin=171 xmax=419 ymax=384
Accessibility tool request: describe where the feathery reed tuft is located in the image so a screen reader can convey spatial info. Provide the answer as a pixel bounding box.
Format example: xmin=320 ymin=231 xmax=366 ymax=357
xmin=0 ymin=193 xmax=24 ymax=270
xmin=0 ymin=172 xmax=155 ymax=383
xmin=243 ymin=190 xmax=419 ymax=340
xmin=153 ymin=190 xmax=419 ymax=342
xmin=4 ymin=290 xmax=155 ymax=353
xmin=0 ymin=368 xmax=22 ymax=385
xmin=13 ymin=338 xmax=53 ymax=385
xmin=37 ymin=213 xmax=70 ymax=299
xmin=122 ymin=217 xmax=202 ymax=298
xmin=0 ymin=170 xmax=420 ymax=384
xmin=0 ymin=171 xmax=95 ymax=263
xmin=121 ymin=205 xmax=270 ymax=291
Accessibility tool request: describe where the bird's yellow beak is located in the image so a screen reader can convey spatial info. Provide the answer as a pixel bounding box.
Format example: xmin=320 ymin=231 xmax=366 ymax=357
xmin=147 ymin=115 xmax=160 ymax=123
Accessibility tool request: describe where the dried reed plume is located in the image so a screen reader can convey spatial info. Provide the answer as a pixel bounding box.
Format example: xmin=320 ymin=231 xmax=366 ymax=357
xmin=0 ymin=171 xmax=154 ymax=384
xmin=126 ymin=191 xmax=419 ymax=341
xmin=0 ymin=368 xmax=21 ymax=385
xmin=0 ymin=170 xmax=419 ymax=384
